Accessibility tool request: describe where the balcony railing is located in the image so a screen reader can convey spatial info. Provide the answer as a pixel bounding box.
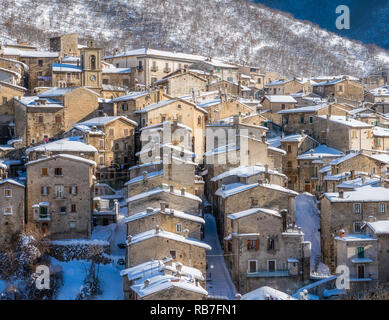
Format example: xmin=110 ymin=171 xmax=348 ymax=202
xmin=247 ymin=270 xmax=290 ymax=278
xmin=163 ymin=67 xmax=171 ymax=73
xmin=151 ymin=66 xmax=159 ymax=72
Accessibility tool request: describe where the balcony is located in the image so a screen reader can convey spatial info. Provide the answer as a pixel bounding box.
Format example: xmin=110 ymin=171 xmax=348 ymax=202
xmin=163 ymin=67 xmax=171 ymax=73
xmin=247 ymin=270 xmax=290 ymax=278
xmin=151 ymin=66 xmax=159 ymax=72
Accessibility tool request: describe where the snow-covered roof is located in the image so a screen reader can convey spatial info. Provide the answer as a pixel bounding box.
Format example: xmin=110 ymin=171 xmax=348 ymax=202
xmin=130 ymin=274 xmax=207 ymax=298
xmin=26 ymin=154 xmax=96 ymax=167
xmin=2 ymin=47 xmax=59 ymax=58
xmin=210 ymin=165 xmax=286 ymax=182
xmin=325 ymin=186 xmax=389 ymax=202
xmin=228 ymin=208 xmax=281 ymax=220
xmin=26 ymin=136 xmax=97 ymax=154
xmin=111 ymin=91 xmax=149 ymax=102
xmin=52 ymin=63 xmax=82 ymax=73
xmin=0 ymin=80 xmax=27 ymax=92
xmin=126 ymin=186 xmax=202 ymax=203
xmin=124 ymin=170 xmax=163 ymax=186
xmin=139 ymin=121 xmax=192 ymax=132
xmin=365 ymin=220 xmax=389 ymax=235
xmin=16 ymin=96 xmax=63 ymax=108
xmin=128 ymin=228 xmax=211 ymax=250
xmin=215 ymin=182 xmax=297 ymax=199
xmin=278 ymin=103 xmax=328 ymax=114
xmin=197 ymin=99 xmax=221 ymax=108
xmin=102 ymin=67 xmax=131 ymax=74
xmin=334 ymin=234 xmax=376 ymax=242
xmin=336 ymin=177 xmax=381 ymax=189
xmin=0 ymin=178 xmax=25 ymax=188
xmin=76 ymin=116 xmax=137 ymax=127
xmin=242 ymin=286 xmax=295 ymax=300
xmin=124 ymin=207 xmax=205 ymax=224
xmin=373 ymin=126 xmax=389 ymax=137
xmin=297 ymin=145 xmax=343 ymax=160
xmin=369 ymin=85 xmax=389 ymax=97
xmin=329 ymin=152 xmax=358 ymax=165
xmin=263 ymin=95 xmax=297 ymax=103
xmin=317 ymin=115 xmax=372 ymax=128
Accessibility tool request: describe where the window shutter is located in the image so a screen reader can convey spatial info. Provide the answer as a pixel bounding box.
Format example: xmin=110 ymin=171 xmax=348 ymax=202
xmin=255 ymin=239 xmax=259 ymax=251
xmin=69 ymin=186 xmax=72 ymax=194
xmin=247 ymin=240 xmax=250 ymax=250
xmin=75 ymin=186 xmax=78 ymax=194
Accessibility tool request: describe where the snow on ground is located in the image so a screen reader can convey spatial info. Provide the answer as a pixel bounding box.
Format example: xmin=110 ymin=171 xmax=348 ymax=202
xmin=52 ymin=257 xmax=124 ymax=300
xmin=295 ymin=193 xmax=321 ymax=271
xmin=203 ymin=213 xmax=236 ymax=300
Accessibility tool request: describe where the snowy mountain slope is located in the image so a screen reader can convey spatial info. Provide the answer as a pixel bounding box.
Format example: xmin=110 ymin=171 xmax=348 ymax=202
xmin=1 ymin=0 xmax=389 ymax=77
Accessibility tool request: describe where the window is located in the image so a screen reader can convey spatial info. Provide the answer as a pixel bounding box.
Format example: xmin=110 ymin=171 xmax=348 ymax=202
xmin=176 ymin=223 xmax=182 ymax=233
xmin=98 ymin=139 xmax=104 ymax=150
xmin=285 ymin=116 xmax=288 ymax=125
xmin=287 ymin=161 xmax=292 ymax=168
xmin=109 ymin=128 xmax=114 ymax=137
xmin=380 ymin=203 xmax=387 ymax=214
xmin=250 ymin=197 xmax=258 ymax=207
xmin=300 ymin=116 xmax=305 ymax=124
xmin=338 ymin=85 xmax=343 ymax=92
xmin=39 ymin=206 xmax=48 ymax=219
xmin=357 ymin=247 xmax=365 ymax=259
xmin=60 ymin=206 xmax=67 ymax=214
xmin=287 ymin=145 xmax=292 ymax=153
xmin=41 ymin=168 xmax=48 ymax=176
xmin=198 ymin=116 xmax=202 ymax=126
xmin=54 ymin=168 xmax=63 ymax=176
xmin=354 ymin=221 xmax=363 ymax=233
xmin=122 ymin=103 xmax=128 ymax=111
xmin=38 ymin=115 xmax=44 ymax=123
xmin=70 ymin=186 xmax=77 ymax=195
xmin=4 ymin=189 xmax=12 ymax=198
xmin=281 ymin=104 xmax=286 ymax=110
xmin=55 ymin=185 xmax=64 ymax=198
xmin=354 ymin=203 xmax=362 ymax=214
xmin=268 ymin=238 xmax=275 ymax=250
xmin=169 ymin=250 xmax=176 ymax=259
xmin=98 ymin=156 xmax=104 ymax=165
xmin=55 ymin=115 xmax=61 ymax=123
xmin=248 ymin=260 xmax=257 ymax=273
xmin=267 ymin=260 xmax=276 ymax=272
xmin=4 ymin=207 xmax=12 ymax=215
xmin=2 ymin=97 xmax=7 ymax=105
xmin=247 ymin=239 xmax=259 ymax=251
xmin=41 ymin=186 xmax=48 ymax=196
xmin=69 ymin=222 xmax=76 ymax=229
xmin=38 ymin=60 xmax=43 ymax=67
xmin=309 ymin=116 xmax=313 ymax=123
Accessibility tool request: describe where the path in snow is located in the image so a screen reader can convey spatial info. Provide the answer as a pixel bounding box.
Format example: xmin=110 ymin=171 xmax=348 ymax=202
xmin=203 ymin=213 xmax=236 ymax=300
xmin=295 ymin=193 xmax=321 ymax=271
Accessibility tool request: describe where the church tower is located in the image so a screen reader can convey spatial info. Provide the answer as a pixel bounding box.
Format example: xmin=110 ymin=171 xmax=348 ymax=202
xmin=81 ymin=40 xmax=102 ymax=91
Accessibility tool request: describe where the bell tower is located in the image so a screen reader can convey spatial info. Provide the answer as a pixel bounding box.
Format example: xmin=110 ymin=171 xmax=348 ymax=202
xmin=81 ymin=40 xmax=102 ymax=91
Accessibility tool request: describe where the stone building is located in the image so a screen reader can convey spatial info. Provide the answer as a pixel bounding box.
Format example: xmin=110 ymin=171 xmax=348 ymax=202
xmin=126 ymin=227 xmax=211 ymax=277
xmin=73 ymin=116 xmax=138 ymax=170
xmin=26 ymin=154 xmax=96 ymax=239
xmin=206 ymin=79 xmax=251 ymax=98
xmin=214 ymin=182 xmax=298 ymax=240
xmin=314 ymin=115 xmax=373 ymax=153
xmin=153 ymin=67 xmax=207 ymax=97
xmin=312 ymin=76 xmax=364 ymax=101
xmin=225 ymin=207 xmax=311 ymax=294
xmin=0 ymin=179 xmax=25 ymax=248
xmin=121 ymin=258 xmax=207 ymax=300
xmin=125 ymin=204 xmax=205 ymax=240
xmin=49 ymin=33 xmax=79 ymax=58
xmin=335 ymin=231 xmax=378 ymax=290
xmin=321 ymin=186 xmax=389 ymax=272
xmin=279 ymin=133 xmax=319 ymax=190
xmin=373 ymin=126 xmax=389 ymax=151
xmin=190 ymin=59 xmax=239 ymax=83
xmin=264 ymin=78 xmax=313 ymax=95
xmin=260 ymin=95 xmax=297 ymax=125
xmin=126 ymin=184 xmax=202 ymax=216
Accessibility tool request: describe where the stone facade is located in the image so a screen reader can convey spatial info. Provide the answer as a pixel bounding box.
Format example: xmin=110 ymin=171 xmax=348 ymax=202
xmin=26 ymin=154 xmax=95 ymax=239
xmin=0 ymin=179 xmax=25 ymax=248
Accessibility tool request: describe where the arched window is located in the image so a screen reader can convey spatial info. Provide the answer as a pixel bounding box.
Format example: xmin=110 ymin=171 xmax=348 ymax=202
xmin=90 ymin=55 xmax=96 ymax=70
xmin=268 ymin=238 xmax=275 ymax=250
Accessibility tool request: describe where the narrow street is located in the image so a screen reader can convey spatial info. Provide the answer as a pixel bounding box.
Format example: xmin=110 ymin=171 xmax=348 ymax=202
xmin=203 ymin=213 xmax=237 ymax=299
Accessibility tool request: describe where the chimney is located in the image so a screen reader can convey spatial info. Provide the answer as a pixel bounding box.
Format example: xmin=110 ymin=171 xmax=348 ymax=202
xmin=368 ymin=216 xmax=376 ymax=223
xmin=310 ymin=149 xmax=314 ymax=156
xmin=326 ymin=114 xmax=330 ymax=120
xmin=264 ymin=164 xmax=269 ymax=173
xmin=222 ymin=184 xmax=226 ymax=190
xmin=157 ymin=89 xmax=162 ymax=102
xmin=156 ymin=225 xmax=160 ymax=234
xmin=362 ymin=176 xmax=366 ymax=184
xmin=143 ymin=171 xmax=148 ymax=181
xmin=350 ymin=170 xmax=355 ymax=180
xmin=169 ymin=185 xmax=174 ymax=193
xmin=280 ymin=209 xmax=288 ymax=232
xmin=339 ymin=190 xmax=344 ymax=199
xmin=301 ymin=130 xmax=305 ymax=137
xmin=339 ymin=229 xmax=345 ymax=238
xmin=183 ymin=229 xmax=189 ymax=239
xmin=180 ymin=187 xmax=186 ymax=196
xmin=175 ymin=262 xmax=183 ymax=272
xmin=146 ymin=207 xmax=154 ymax=213
xmin=144 ymin=279 xmax=150 ymax=287
xmin=160 ymin=202 xmax=166 ymax=212
xmin=194 ymin=188 xmax=199 ymax=196
xmin=92 ymin=126 xmax=97 ymax=132
xmin=261 ymin=134 xmax=266 ymax=143
xmin=235 ymin=293 xmax=242 ymax=300
xmin=258 ymin=179 xmax=263 ymax=185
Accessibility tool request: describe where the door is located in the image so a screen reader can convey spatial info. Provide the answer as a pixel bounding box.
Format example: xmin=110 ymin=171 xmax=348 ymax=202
xmin=358 ymin=265 xmax=365 ymax=279
xmin=268 ymin=260 xmax=276 ymax=272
